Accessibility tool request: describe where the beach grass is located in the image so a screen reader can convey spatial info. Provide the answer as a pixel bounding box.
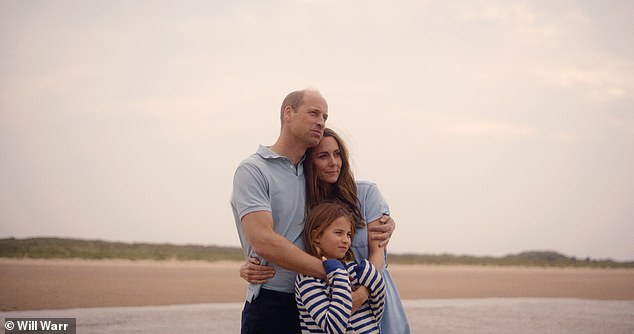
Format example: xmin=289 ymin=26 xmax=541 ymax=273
xmin=1 ymin=237 xmax=632 ymax=268
xmin=0 ymin=237 xmax=244 ymax=262
xmin=388 ymin=251 xmax=634 ymax=268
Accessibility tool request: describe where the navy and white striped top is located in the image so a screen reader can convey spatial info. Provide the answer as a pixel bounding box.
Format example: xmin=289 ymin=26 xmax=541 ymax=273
xmin=295 ymin=259 xmax=385 ymax=334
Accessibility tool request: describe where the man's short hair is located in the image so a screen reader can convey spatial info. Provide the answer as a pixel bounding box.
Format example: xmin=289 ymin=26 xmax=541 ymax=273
xmin=280 ymin=90 xmax=306 ymax=122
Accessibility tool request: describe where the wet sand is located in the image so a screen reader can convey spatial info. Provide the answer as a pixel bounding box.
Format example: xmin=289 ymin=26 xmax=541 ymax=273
xmin=1 ymin=258 xmax=633 ymax=311
xmin=2 ymin=299 xmax=633 ymax=333
xmin=2 ymin=259 xmax=633 ymax=333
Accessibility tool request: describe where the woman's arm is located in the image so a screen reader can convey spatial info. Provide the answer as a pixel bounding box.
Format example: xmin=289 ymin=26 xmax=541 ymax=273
xmin=368 ymin=214 xmax=395 ymax=248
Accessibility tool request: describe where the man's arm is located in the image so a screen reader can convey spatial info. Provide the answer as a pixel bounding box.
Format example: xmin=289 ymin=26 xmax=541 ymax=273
xmin=242 ymin=211 xmax=326 ymax=280
xmin=239 ymin=215 xmax=394 ymax=285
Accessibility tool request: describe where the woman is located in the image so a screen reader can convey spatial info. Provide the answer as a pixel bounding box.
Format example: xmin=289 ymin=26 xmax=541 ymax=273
xmin=241 ymin=128 xmax=410 ymax=333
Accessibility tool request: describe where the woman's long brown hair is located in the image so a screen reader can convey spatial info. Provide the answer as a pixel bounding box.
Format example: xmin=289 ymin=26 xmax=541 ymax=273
xmin=305 ymin=128 xmax=364 ymax=228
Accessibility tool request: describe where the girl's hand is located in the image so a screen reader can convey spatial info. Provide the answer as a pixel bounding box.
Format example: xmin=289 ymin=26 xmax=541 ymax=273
xmin=239 ymin=257 xmax=275 ymax=284
xmin=351 ymin=285 xmax=369 ymax=312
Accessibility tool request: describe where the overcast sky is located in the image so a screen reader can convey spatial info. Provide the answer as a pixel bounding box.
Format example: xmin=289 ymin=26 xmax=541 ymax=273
xmin=1 ymin=0 xmax=633 ymax=261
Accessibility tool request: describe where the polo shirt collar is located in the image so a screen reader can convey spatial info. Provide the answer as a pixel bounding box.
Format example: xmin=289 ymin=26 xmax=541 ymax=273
xmin=257 ymin=145 xmax=306 ymax=165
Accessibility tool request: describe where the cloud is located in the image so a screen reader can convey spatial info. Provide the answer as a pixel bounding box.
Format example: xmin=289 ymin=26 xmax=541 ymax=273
xmin=535 ymin=66 xmax=633 ymax=101
xmin=455 ymin=2 xmax=537 ymax=23
xmin=445 ymin=122 xmax=534 ymax=137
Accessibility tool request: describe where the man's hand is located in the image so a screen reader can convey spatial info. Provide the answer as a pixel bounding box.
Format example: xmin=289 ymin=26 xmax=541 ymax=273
xmin=368 ymin=214 xmax=395 ymax=248
xmin=239 ymin=257 xmax=275 ymax=284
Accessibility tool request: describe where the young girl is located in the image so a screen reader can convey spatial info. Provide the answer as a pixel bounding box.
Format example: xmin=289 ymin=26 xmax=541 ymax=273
xmin=295 ymin=202 xmax=385 ymax=334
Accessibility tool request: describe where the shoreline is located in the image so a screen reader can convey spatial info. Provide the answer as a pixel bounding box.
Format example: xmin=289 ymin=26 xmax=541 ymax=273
xmin=2 ymin=258 xmax=633 ymax=311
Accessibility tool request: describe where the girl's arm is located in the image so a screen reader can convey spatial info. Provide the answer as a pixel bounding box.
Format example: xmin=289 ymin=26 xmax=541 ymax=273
xmin=358 ymin=181 xmax=393 ymax=270
xmin=296 ymin=260 xmax=352 ymax=334
xmin=354 ymin=259 xmax=386 ymax=323
xmin=367 ymin=218 xmax=386 ymax=271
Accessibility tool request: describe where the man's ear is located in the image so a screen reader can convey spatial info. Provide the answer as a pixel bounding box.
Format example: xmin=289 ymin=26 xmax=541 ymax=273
xmin=282 ymin=105 xmax=294 ymax=121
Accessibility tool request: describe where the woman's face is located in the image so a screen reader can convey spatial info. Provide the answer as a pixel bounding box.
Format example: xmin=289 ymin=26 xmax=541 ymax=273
xmin=310 ymin=136 xmax=342 ymax=184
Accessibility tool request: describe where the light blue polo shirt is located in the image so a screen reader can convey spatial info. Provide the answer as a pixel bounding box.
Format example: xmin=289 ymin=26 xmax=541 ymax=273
xmin=231 ymin=145 xmax=307 ymax=301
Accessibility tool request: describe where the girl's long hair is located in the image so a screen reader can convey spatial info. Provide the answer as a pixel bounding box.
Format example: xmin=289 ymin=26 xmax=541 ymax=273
xmin=305 ymin=128 xmax=364 ymax=228
xmin=303 ymin=202 xmax=356 ymax=262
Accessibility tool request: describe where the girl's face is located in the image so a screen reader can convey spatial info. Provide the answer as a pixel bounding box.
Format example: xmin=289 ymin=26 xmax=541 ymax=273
xmin=310 ymin=136 xmax=342 ymax=185
xmin=314 ymin=216 xmax=353 ymax=260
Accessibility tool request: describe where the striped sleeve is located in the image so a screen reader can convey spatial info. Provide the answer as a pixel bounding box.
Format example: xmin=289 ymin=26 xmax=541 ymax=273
xmin=295 ymin=267 xmax=352 ymax=334
xmin=353 ymin=259 xmax=386 ymax=323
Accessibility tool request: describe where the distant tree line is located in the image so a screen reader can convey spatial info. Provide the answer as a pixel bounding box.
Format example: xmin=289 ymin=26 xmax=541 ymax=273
xmin=0 ymin=237 xmax=244 ymax=262
xmin=388 ymin=251 xmax=634 ymax=268
xmin=1 ymin=237 xmax=632 ymax=268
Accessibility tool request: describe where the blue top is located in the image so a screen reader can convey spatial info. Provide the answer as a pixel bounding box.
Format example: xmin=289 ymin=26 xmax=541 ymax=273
xmin=231 ymin=145 xmax=307 ymax=300
xmin=352 ymin=181 xmax=411 ymax=334
xmin=351 ymin=181 xmax=390 ymax=263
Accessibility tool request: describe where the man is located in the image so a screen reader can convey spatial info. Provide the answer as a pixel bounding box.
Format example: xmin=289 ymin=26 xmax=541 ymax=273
xmin=231 ymin=89 xmax=393 ymax=334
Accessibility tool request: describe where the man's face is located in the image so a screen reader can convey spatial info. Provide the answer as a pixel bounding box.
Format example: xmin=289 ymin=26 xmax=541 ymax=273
xmin=287 ymin=92 xmax=328 ymax=147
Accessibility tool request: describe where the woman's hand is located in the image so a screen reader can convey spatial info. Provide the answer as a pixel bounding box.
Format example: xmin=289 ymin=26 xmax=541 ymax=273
xmin=368 ymin=214 xmax=395 ymax=248
xmin=239 ymin=257 xmax=275 ymax=284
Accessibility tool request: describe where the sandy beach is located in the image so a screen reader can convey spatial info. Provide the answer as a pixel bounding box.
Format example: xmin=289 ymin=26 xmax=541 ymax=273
xmin=1 ymin=258 xmax=633 ymax=333
xmin=1 ymin=258 xmax=633 ymax=311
